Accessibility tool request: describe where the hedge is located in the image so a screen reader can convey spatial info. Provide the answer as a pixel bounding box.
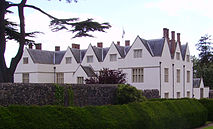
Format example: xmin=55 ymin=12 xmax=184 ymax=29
xmin=0 ymin=99 xmax=207 ymax=129
xmin=199 ymin=99 xmax=213 ymax=121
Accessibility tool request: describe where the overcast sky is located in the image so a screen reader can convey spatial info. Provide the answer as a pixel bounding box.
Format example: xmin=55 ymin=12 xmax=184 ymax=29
xmin=5 ymin=0 xmax=213 ymax=66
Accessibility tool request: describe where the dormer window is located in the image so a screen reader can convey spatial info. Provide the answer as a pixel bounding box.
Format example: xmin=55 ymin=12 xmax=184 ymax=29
xmin=134 ymin=49 xmax=142 ymax=58
xmin=186 ymin=55 xmax=190 ymax=62
xmin=23 ymin=57 xmax=28 ymax=64
xmin=66 ymin=57 xmax=72 ymax=64
xmin=176 ymin=52 xmax=180 ymax=60
xmin=87 ymin=56 xmax=93 ymax=63
xmin=110 ymin=54 xmax=117 ymax=62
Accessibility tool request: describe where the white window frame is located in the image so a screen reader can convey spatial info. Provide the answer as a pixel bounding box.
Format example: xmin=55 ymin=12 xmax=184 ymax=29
xmin=87 ymin=55 xmax=93 ymax=63
xmin=177 ymin=92 xmax=181 ymax=98
xmin=22 ymin=73 xmax=29 ymax=83
xmin=110 ymin=54 xmax=117 ymax=62
xmin=56 ymin=73 xmax=64 ymax=84
xmin=77 ymin=77 xmax=84 ymax=84
xmin=65 ymin=57 xmax=72 ymax=64
xmin=133 ymin=49 xmax=142 ymax=58
xmin=132 ymin=68 xmax=144 ymax=83
xmin=177 ymin=69 xmax=180 ymax=83
xmin=164 ymin=93 xmax=169 ymax=99
xmin=187 ymin=91 xmax=190 ymax=98
xmin=23 ymin=57 xmax=28 ymax=64
xmin=176 ymin=52 xmax=180 ymax=60
xmin=164 ymin=68 xmax=169 ymax=82
xmin=186 ymin=55 xmax=190 ymax=62
xmin=187 ymin=71 xmax=190 ymax=83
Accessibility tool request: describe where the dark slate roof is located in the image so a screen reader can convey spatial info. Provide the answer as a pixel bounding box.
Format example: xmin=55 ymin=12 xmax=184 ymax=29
xmin=124 ymin=46 xmax=131 ymax=55
xmin=92 ymin=46 xmax=103 ymax=62
xmin=82 ymin=66 xmax=96 ymax=77
xmin=69 ymin=48 xmax=87 ymax=63
xmin=55 ymin=51 xmax=66 ymax=64
xmin=147 ymin=38 xmax=165 ymax=56
xmin=181 ymin=44 xmax=187 ymax=60
xmin=115 ymin=44 xmax=125 ymax=58
xmin=193 ymin=78 xmax=201 ymax=88
xmin=140 ymin=38 xmax=153 ymax=56
xmin=27 ymin=49 xmax=65 ymax=64
xmin=103 ymin=47 xmax=110 ymax=60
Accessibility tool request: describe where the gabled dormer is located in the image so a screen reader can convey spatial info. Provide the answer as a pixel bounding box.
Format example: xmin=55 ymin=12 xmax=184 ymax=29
xmin=125 ymin=36 xmax=153 ymax=60
xmin=181 ymin=43 xmax=190 ymax=62
xmin=174 ymin=41 xmax=183 ymax=61
xmin=81 ymin=44 xmax=100 ymax=65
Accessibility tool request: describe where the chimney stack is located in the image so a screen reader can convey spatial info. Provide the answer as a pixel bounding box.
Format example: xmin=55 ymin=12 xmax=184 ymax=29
xmin=29 ymin=43 xmax=33 ymax=49
xmin=163 ymin=28 xmax=169 ymax=40
xmin=117 ymin=41 xmax=120 ymax=46
xmin=177 ymin=33 xmax=181 ymax=45
xmin=35 ymin=43 xmax=42 ymax=50
xmin=55 ymin=46 xmax=60 ymax=51
xmin=171 ymin=31 xmax=176 ymax=55
xmin=97 ymin=42 xmax=103 ymax=48
xmin=125 ymin=40 xmax=130 ymax=46
xmin=72 ymin=43 xmax=80 ymax=49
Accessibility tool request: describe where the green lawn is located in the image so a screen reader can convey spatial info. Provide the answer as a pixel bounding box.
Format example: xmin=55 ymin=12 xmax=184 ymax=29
xmin=204 ymin=126 xmax=213 ymax=129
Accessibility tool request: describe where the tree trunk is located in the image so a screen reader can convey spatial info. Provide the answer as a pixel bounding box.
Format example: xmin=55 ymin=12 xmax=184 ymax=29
xmin=0 ymin=0 xmax=8 ymax=82
xmin=0 ymin=0 xmax=27 ymax=83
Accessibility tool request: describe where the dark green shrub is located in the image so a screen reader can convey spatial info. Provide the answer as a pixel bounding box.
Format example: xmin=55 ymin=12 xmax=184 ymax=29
xmin=0 ymin=99 xmax=207 ymax=129
xmin=115 ymin=84 xmax=147 ymax=104
xmin=199 ymin=98 xmax=213 ymax=121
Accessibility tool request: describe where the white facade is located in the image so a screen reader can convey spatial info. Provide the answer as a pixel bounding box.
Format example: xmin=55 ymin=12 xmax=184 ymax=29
xmin=15 ymin=28 xmax=204 ymax=98
xmin=193 ymin=78 xmax=209 ymax=99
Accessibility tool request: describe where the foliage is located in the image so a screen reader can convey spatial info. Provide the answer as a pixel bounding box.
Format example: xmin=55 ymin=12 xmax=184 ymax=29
xmin=0 ymin=99 xmax=207 ymax=129
xmin=193 ymin=34 xmax=213 ymax=89
xmin=115 ymin=84 xmax=146 ymax=104
xmin=67 ymin=87 xmax=74 ymax=106
xmin=54 ymin=84 xmax=64 ymax=105
xmin=196 ymin=34 xmax=213 ymax=65
xmin=0 ymin=0 xmax=111 ymax=83
xmin=199 ymin=99 xmax=213 ymax=121
xmin=85 ymin=68 xmax=126 ymax=84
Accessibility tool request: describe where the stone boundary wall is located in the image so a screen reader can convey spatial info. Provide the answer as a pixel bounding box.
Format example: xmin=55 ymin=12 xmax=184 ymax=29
xmin=0 ymin=83 xmax=117 ymax=107
xmin=0 ymin=83 xmax=160 ymax=106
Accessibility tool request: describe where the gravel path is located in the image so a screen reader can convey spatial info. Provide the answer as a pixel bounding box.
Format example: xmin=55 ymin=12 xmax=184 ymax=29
xmin=195 ymin=123 xmax=213 ymax=129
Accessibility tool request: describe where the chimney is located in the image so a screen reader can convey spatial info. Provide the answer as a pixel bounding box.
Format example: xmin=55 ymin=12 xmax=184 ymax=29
xmin=117 ymin=41 xmax=120 ymax=46
xmin=97 ymin=42 xmax=103 ymax=48
xmin=125 ymin=40 xmax=130 ymax=46
xmin=55 ymin=46 xmax=60 ymax=51
xmin=177 ymin=33 xmax=181 ymax=45
xmin=171 ymin=31 xmax=176 ymax=55
xmin=72 ymin=43 xmax=80 ymax=49
xmin=163 ymin=28 xmax=169 ymax=40
xmin=35 ymin=43 xmax=42 ymax=50
xmin=29 ymin=43 xmax=33 ymax=49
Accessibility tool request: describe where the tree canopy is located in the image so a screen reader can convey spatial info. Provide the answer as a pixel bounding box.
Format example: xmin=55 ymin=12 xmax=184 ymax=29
xmin=194 ymin=34 xmax=213 ymax=89
xmin=0 ymin=0 xmax=111 ymax=82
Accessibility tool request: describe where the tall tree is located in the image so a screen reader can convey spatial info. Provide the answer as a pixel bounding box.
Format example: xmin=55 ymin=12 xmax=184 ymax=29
xmin=194 ymin=35 xmax=213 ymax=89
xmin=0 ymin=0 xmax=111 ymax=82
xmin=196 ymin=34 xmax=213 ymax=65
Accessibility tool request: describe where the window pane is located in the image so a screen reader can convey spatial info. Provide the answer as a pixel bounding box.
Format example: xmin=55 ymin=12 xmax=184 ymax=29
xmin=56 ymin=73 xmax=64 ymax=84
xmin=134 ymin=49 xmax=142 ymax=58
xmin=87 ymin=56 xmax=93 ymax=63
xmin=187 ymin=71 xmax=190 ymax=83
xmin=77 ymin=77 xmax=84 ymax=84
xmin=164 ymin=68 xmax=169 ymax=82
xmin=66 ymin=57 xmax=72 ymax=64
xmin=177 ymin=69 xmax=180 ymax=83
xmin=23 ymin=57 xmax=28 ymax=64
xmin=110 ymin=54 xmax=117 ymax=62
xmin=132 ymin=68 xmax=144 ymax=83
xmin=22 ymin=73 xmax=29 ymax=83
xmin=176 ymin=52 xmax=180 ymax=60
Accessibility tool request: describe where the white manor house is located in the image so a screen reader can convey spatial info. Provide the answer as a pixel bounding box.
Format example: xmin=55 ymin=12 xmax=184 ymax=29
xmin=14 ymin=28 xmax=209 ymax=99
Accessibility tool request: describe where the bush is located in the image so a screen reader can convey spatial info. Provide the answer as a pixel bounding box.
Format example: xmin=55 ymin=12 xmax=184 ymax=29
xmin=199 ymin=99 xmax=213 ymax=121
xmin=115 ymin=84 xmax=146 ymax=104
xmin=0 ymin=99 xmax=207 ymax=129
